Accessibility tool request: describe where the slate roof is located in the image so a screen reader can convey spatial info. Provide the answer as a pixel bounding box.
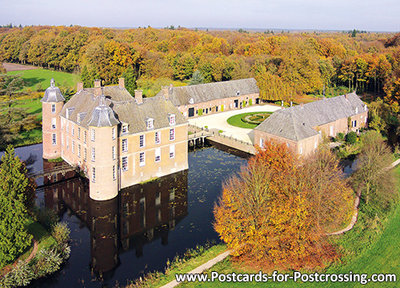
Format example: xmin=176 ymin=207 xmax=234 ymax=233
xmin=155 ymin=78 xmax=259 ymax=106
xmin=255 ymin=93 xmax=367 ymax=141
xmin=60 ymin=85 xmax=187 ymax=133
xmin=41 ymin=78 xmax=65 ymax=103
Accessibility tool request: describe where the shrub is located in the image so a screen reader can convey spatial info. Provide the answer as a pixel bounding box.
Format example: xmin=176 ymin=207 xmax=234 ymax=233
xmin=198 ymin=108 xmax=203 ymax=116
xmin=337 ymin=132 xmax=345 ymax=141
xmin=36 ymin=208 xmax=58 ymax=231
xmin=34 ymin=248 xmax=63 ymax=278
xmin=346 ymin=131 xmax=357 ymax=144
xmin=3 ymin=260 xmax=34 ymax=287
xmin=249 ymin=99 xmax=252 ymax=105
xmin=52 ymin=222 xmax=70 ymax=245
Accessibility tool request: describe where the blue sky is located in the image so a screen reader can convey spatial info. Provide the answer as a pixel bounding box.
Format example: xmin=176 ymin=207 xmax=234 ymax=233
xmin=1 ymin=0 xmax=399 ymax=31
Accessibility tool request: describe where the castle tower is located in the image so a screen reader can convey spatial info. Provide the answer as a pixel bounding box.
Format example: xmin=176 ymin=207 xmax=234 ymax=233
xmin=87 ymin=93 xmax=120 ymax=201
xmin=41 ymin=78 xmax=65 ymax=159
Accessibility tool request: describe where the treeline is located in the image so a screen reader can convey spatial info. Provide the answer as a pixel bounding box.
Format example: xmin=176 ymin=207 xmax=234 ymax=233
xmin=1 ymin=26 xmax=400 ymax=101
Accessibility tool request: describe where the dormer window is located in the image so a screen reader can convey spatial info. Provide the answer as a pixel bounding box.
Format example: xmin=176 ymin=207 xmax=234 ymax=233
xmin=189 ymin=98 xmax=194 ymax=104
xmin=122 ymin=124 xmax=128 ymax=134
xmin=146 ymin=118 xmax=154 ymax=130
xmin=236 ymin=90 xmax=240 ymax=96
xmin=168 ymin=114 xmax=176 ymax=126
xmin=355 ymin=107 xmax=358 ymax=114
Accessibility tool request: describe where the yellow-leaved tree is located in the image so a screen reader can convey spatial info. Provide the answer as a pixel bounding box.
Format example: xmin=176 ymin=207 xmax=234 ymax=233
xmin=214 ymin=141 xmax=354 ymax=270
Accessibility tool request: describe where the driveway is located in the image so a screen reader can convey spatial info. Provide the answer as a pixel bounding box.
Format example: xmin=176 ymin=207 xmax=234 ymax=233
xmin=188 ymin=104 xmax=281 ymax=144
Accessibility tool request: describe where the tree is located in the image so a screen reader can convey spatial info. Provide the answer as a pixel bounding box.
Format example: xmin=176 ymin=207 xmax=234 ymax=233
xmin=189 ymin=70 xmax=204 ymax=85
xmin=352 ymin=131 xmax=396 ymax=206
xmin=214 ymin=142 xmax=346 ymax=270
xmin=122 ymin=66 xmax=137 ymax=96
xmin=303 ymin=147 xmax=354 ymax=232
xmin=0 ymin=74 xmax=26 ymax=146
xmin=0 ymin=146 xmax=34 ymax=267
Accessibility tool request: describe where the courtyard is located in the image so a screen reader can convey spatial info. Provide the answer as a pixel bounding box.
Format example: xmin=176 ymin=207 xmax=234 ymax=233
xmin=188 ymin=104 xmax=281 ymax=144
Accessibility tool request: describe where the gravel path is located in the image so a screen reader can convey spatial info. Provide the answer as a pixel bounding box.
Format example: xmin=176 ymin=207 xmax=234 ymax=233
xmin=188 ymin=104 xmax=281 ymax=144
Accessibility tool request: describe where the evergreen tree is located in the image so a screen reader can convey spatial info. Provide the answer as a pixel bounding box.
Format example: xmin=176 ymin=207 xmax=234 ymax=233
xmin=122 ymin=66 xmax=137 ymax=96
xmin=189 ymin=70 xmax=205 ymax=85
xmin=80 ymin=66 xmax=92 ymax=88
xmin=0 ymin=146 xmax=33 ymax=267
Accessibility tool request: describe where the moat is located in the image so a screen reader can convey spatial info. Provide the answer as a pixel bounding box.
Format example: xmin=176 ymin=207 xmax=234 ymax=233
xmin=1 ymin=143 xmax=248 ymax=287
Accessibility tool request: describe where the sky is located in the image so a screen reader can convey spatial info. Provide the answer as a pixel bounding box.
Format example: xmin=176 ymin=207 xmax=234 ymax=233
xmin=0 ymin=0 xmax=399 ymax=32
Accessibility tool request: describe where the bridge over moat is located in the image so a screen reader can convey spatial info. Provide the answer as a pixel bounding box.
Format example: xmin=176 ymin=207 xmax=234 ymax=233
xmin=27 ymin=163 xmax=79 ymax=179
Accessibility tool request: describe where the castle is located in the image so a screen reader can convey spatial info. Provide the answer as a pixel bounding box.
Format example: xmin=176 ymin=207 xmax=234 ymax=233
xmin=41 ymin=78 xmax=188 ymax=201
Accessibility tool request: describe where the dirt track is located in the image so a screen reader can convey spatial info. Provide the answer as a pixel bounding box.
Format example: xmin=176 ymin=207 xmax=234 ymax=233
xmin=2 ymin=62 xmax=38 ymax=72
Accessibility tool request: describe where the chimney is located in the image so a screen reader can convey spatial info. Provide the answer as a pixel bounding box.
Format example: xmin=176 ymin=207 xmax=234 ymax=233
xmin=94 ymin=79 xmax=101 ymax=96
xmin=162 ymin=86 xmax=169 ymax=100
xmin=345 ymin=94 xmax=348 ymax=100
xmin=77 ymin=82 xmax=83 ymax=92
xmin=300 ymin=103 xmax=304 ymax=108
xmin=290 ymin=101 xmax=293 ymax=107
xmin=119 ymin=78 xmax=125 ymax=89
xmin=135 ymin=89 xmax=143 ymax=105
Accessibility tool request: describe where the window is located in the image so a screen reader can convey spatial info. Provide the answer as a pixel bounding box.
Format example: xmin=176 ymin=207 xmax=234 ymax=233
xmin=84 ymin=131 xmax=87 ymax=144
xmin=122 ymin=156 xmax=128 ymax=171
xmin=112 ymin=146 xmax=116 ymax=160
xmin=66 ymin=137 xmax=69 ymax=149
xmin=91 ymin=147 xmax=95 ymax=162
xmin=72 ymin=126 xmax=74 ymax=137
xmin=139 ymin=152 xmax=145 ymax=166
xmin=66 ymin=121 xmax=69 ymax=133
xmin=52 ymin=133 xmax=56 ymax=145
xmin=155 ymin=192 xmax=161 ymax=206
xmin=51 ymin=104 xmax=56 ymax=113
xmin=92 ymin=167 xmax=95 ymax=183
xmin=51 ymin=118 xmax=56 ymax=129
xmin=299 ymin=146 xmax=303 ymax=155
xmin=122 ymin=124 xmax=128 ymax=134
xmin=122 ymin=139 xmax=128 ymax=152
xmin=84 ymin=148 xmax=87 ymax=161
xmin=352 ymin=120 xmax=357 ymax=128
xmin=169 ymin=128 xmax=175 ymax=141
xmin=78 ymin=127 xmax=80 ymax=140
xmin=112 ymin=127 xmax=116 ymax=140
xmin=78 ymin=144 xmax=81 ymax=158
xmin=155 ymin=148 xmax=161 ymax=162
xmin=155 ymin=131 xmax=160 ymax=144
xmin=168 ymin=114 xmax=175 ymax=126
xmin=259 ymin=138 xmax=264 ymax=147
xmin=169 ymin=144 xmax=175 ymax=159
xmin=113 ymin=165 xmax=116 ymax=180
xmin=314 ymin=141 xmax=317 ymax=149
xmin=139 ymin=135 xmax=145 ymax=148
xmin=61 ymin=134 xmax=64 ymax=146
xmin=355 ymin=107 xmax=358 ymax=114
xmin=72 ymin=140 xmax=75 ymax=154
xmin=146 ymin=118 xmax=154 ymax=130
xmin=91 ymin=129 xmax=95 ymax=141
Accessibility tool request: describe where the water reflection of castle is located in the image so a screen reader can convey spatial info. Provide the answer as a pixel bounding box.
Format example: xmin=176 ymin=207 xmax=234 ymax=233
xmin=42 ymin=160 xmax=188 ymax=279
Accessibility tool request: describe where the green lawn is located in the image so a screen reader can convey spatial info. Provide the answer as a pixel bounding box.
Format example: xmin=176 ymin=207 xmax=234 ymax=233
xmin=127 ymin=244 xmax=227 ymax=287
xmin=227 ymin=112 xmax=272 ymax=129
xmin=7 ymin=68 xmax=80 ymax=91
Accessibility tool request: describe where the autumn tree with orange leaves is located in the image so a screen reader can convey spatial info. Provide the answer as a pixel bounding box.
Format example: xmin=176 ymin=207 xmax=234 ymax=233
xmin=214 ymin=141 xmax=354 ymax=270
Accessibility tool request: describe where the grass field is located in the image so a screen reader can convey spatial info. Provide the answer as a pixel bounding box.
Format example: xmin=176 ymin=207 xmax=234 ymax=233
xmin=7 ymin=68 xmax=80 ymax=91
xmin=227 ymin=112 xmax=272 ymax=129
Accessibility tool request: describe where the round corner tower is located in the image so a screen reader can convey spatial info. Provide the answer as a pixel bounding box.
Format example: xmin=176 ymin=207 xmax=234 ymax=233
xmin=41 ymin=78 xmax=65 ymax=159
xmin=87 ymin=93 xmax=120 ymax=201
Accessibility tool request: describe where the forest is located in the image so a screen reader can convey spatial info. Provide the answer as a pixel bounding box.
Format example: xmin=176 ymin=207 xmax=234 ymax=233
xmin=1 ymin=26 xmax=400 ymax=102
